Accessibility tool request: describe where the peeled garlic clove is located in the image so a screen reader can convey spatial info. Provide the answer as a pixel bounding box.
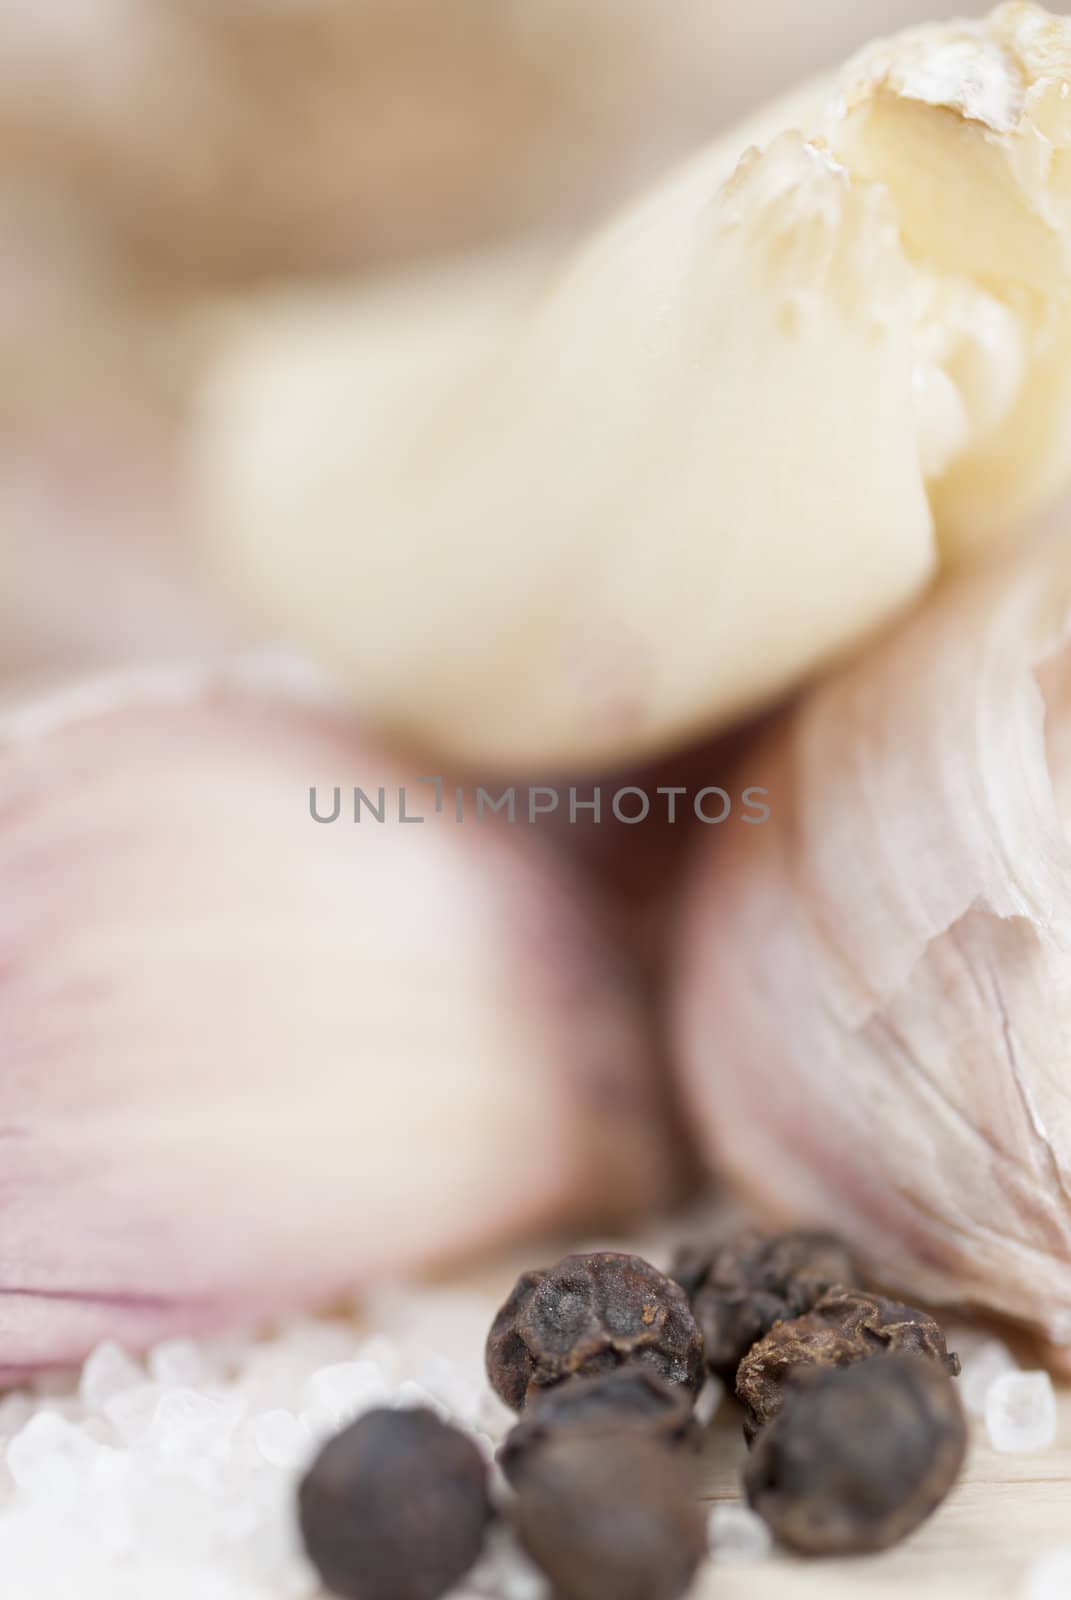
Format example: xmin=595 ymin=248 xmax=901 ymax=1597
xmin=191 ymin=4 xmax=1071 ymax=773
xmin=673 ymin=526 xmax=1071 ymax=1353
xmin=190 ymin=128 xmax=931 ymax=773
xmin=0 ymin=670 xmax=670 ymax=1378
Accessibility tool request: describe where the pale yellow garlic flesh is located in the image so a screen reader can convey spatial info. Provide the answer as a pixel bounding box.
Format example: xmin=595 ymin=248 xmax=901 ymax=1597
xmin=673 ymin=527 xmax=1071 ymax=1352
xmin=192 ymin=3 xmax=1071 ymax=772
xmin=0 ymin=674 xmax=672 ymax=1377
xmin=192 ymin=143 xmax=931 ymax=773
xmin=826 ymin=3 xmax=1071 ymax=557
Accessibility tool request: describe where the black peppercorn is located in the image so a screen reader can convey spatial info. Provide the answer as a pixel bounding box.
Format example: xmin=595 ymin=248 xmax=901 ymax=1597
xmin=298 ymin=1406 xmax=492 ymax=1600
xmin=671 ymin=1227 xmax=859 ymax=1383
xmin=499 ymin=1366 xmax=700 ymax=1486
xmin=512 ymin=1426 xmax=708 ymax=1600
xmin=736 ymin=1287 xmax=960 ymax=1441
xmin=486 ymin=1251 xmax=705 ymax=1411
xmin=744 ymin=1355 xmax=968 ymax=1554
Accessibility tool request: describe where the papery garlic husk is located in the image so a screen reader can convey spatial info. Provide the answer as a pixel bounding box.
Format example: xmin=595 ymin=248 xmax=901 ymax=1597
xmin=0 ymin=432 xmax=239 ymax=682
xmin=673 ymin=524 xmax=1071 ymax=1355
xmin=192 ymin=3 xmax=1071 ymax=773
xmin=0 ymin=670 xmax=672 ymax=1378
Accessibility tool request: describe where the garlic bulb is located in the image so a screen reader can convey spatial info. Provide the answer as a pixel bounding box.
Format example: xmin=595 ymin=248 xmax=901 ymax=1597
xmin=673 ymin=525 xmax=1071 ymax=1355
xmin=192 ymin=4 xmax=1071 ymax=773
xmin=0 ymin=670 xmax=670 ymax=1377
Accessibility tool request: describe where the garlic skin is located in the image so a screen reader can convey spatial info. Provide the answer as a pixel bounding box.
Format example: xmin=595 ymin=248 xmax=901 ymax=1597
xmin=0 ymin=441 xmax=239 ymax=681
xmin=672 ymin=527 xmax=1071 ymax=1352
xmin=192 ymin=4 xmax=1071 ymax=773
xmin=0 ymin=673 xmax=670 ymax=1378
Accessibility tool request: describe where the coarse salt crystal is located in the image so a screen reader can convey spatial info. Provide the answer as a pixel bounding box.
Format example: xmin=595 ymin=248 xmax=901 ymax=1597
xmin=466 ymin=1525 xmax=550 ymax=1600
xmin=300 ymin=1360 xmax=388 ymax=1433
xmin=149 ymin=1339 xmax=213 ymax=1388
xmin=103 ymin=1382 xmax=166 ymax=1444
xmin=234 ymin=1323 xmax=360 ymax=1413
xmin=475 ymin=1387 xmax=515 ymax=1442
xmin=394 ymin=1378 xmax=451 ymax=1421
xmin=985 ymin=1371 xmax=1057 ymax=1454
xmin=79 ymin=1342 xmax=143 ymax=1413
xmin=0 ymin=1392 xmax=35 ymax=1443
xmin=953 ymin=1332 xmax=1019 ymax=1418
xmin=147 ymin=1388 xmax=244 ymax=1461
xmin=1020 ymin=1547 xmax=1071 ymax=1600
xmin=253 ymin=1409 xmax=312 ymax=1471
xmin=86 ymin=1448 xmax=136 ymax=1556
xmin=0 ymin=1302 xmax=513 ymax=1596
xmin=6 ymin=1412 xmax=100 ymax=1494
xmin=411 ymin=1361 xmax=485 ymax=1427
xmin=695 ymin=1377 xmax=725 ymax=1427
xmin=707 ymin=1501 xmax=774 ymax=1561
xmin=351 ymin=1334 xmax=403 ymax=1385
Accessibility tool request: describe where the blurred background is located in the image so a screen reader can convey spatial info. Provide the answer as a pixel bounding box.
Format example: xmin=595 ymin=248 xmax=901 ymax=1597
xmin=1 ymin=0 xmax=1001 ymax=686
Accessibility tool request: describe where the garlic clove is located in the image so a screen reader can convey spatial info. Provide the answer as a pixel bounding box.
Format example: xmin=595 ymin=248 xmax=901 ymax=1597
xmin=191 ymin=133 xmax=934 ymax=772
xmin=822 ymin=3 xmax=1071 ymax=558
xmin=672 ymin=525 xmax=1071 ymax=1354
xmin=0 ymin=669 xmax=672 ymax=1378
xmin=190 ymin=4 xmax=1071 ymax=773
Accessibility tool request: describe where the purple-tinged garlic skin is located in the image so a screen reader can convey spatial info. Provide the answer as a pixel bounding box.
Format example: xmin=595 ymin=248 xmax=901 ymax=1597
xmin=0 ymin=675 xmax=672 ymax=1379
xmin=673 ymin=527 xmax=1071 ymax=1358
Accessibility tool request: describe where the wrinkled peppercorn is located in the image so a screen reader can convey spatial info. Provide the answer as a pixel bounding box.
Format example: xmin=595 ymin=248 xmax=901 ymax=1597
xmin=298 ymin=1406 xmax=492 ymax=1600
xmin=744 ymin=1355 xmax=968 ymax=1554
xmin=671 ymin=1227 xmax=859 ymax=1383
xmin=486 ymin=1252 xmax=705 ymax=1411
xmin=499 ymin=1367 xmax=700 ymax=1486
xmin=512 ymin=1426 xmax=708 ymax=1600
xmin=736 ymin=1287 xmax=960 ymax=1441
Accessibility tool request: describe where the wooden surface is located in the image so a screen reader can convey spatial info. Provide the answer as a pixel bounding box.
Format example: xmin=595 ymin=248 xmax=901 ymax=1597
xmin=695 ymin=1392 xmax=1071 ymax=1600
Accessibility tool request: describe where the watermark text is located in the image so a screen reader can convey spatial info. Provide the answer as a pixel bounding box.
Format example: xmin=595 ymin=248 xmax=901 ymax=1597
xmin=309 ymin=778 xmax=770 ymax=826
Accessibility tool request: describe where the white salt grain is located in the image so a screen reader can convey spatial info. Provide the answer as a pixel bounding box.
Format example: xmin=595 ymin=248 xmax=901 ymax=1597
xmin=350 ymin=1333 xmax=403 ymax=1386
xmin=465 ymin=1525 xmax=551 ymax=1600
xmin=1 ymin=1290 xmax=507 ymax=1599
xmin=953 ymin=1332 xmax=1019 ymax=1418
xmin=103 ymin=1382 xmax=166 ymax=1444
xmin=79 ymin=1342 xmax=143 ymax=1412
xmin=253 ymin=1410 xmax=312 ymax=1471
xmin=299 ymin=1360 xmax=388 ymax=1434
xmin=0 ymin=1392 xmax=35 ymax=1443
xmin=236 ymin=1322 xmax=359 ymax=1413
xmin=147 ymin=1388 xmax=244 ymax=1461
xmin=415 ymin=1353 xmax=486 ymax=1427
xmin=1020 ymin=1547 xmax=1071 ymax=1599
xmin=394 ymin=1378 xmax=453 ymax=1422
xmin=87 ymin=1450 xmax=136 ymax=1556
xmin=149 ymin=1339 xmax=213 ymax=1388
xmin=694 ymin=1377 xmax=725 ymax=1428
xmin=7 ymin=1413 xmax=99 ymax=1494
xmin=985 ymin=1371 xmax=1057 ymax=1453
xmin=707 ymin=1501 xmax=774 ymax=1562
